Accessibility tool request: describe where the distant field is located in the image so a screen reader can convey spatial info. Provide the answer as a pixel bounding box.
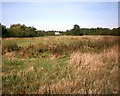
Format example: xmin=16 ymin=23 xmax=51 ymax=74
xmin=2 ymin=36 xmax=119 ymax=94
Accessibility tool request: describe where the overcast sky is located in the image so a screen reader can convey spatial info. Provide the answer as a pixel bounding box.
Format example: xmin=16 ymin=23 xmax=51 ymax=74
xmin=1 ymin=2 xmax=118 ymax=31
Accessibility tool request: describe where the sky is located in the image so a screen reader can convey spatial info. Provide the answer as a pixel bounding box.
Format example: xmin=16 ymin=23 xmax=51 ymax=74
xmin=1 ymin=2 xmax=118 ymax=31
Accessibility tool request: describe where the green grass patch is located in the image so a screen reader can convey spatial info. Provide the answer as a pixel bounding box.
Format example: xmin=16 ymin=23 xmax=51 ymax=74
xmin=2 ymin=36 xmax=119 ymax=94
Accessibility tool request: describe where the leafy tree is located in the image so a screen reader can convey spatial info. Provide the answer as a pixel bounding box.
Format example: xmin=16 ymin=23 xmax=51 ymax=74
xmin=26 ymin=26 xmax=37 ymax=37
xmin=70 ymin=24 xmax=83 ymax=36
xmin=9 ymin=24 xmax=23 ymax=37
xmin=9 ymin=24 xmax=37 ymax=37
xmin=45 ymin=31 xmax=55 ymax=36
xmin=1 ymin=23 xmax=120 ymax=37
xmin=1 ymin=23 xmax=9 ymax=37
xmin=111 ymin=27 xmax=120 ymax=36
xmin=36 ymin=30 xmax=45 ymax=36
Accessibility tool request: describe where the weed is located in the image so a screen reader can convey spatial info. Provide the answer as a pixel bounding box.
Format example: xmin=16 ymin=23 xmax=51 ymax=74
xmin=2 ymin=36 xmax=119 ymax=94
xmin=2 ymin=41 xmax=19 ymax=54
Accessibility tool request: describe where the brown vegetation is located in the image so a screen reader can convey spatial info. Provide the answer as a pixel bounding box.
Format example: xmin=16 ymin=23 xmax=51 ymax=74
xmin=2 ymin=36 xmax=119 ymax=94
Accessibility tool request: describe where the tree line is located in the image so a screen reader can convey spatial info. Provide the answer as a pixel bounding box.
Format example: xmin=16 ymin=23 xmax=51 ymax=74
xmin=1 ymin=23 xmax=120 ymax=37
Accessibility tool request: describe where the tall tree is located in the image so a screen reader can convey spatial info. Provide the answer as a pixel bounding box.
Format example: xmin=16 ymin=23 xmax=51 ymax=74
xmin=70 ymin=24 xmax=83 ymax=36
xmin=1 ymin=23 xmax=9 ymax=37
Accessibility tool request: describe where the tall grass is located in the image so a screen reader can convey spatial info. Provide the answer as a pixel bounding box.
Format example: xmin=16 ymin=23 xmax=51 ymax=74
xmin=2 ymin=36 xmax=119 ymax=94
xmin=69 ymin=45 xmax=118 ymax=94
xmin=2 ymin=41 xmax=19 ymax=54
xmin=2 ymin=36 xmax=118 ymax=58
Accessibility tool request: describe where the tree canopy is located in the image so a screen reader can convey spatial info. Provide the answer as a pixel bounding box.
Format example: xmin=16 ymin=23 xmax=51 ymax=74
xmin=1 ymin=23 xmax=120 ymax=37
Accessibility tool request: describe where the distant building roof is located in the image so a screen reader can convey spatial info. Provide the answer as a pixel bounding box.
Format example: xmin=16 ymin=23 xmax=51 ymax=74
xmin=55 ymin=32 xmax=60 ymax=35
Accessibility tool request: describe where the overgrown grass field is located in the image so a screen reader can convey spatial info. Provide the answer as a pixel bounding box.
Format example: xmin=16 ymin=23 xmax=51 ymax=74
xmin=2 ymin=36 xmax=119 ymax=94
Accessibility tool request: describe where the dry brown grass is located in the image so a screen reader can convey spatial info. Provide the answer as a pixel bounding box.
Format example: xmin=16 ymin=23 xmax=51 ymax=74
xmin=2 ymin=36 xmax=119 ymax=94
xmin=68 ymin=45 xmax=118 ymax=94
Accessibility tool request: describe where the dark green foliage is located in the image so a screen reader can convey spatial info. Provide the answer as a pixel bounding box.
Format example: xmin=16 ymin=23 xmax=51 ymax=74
xmin=36 ymin=30 xmax=45 ymax=36
xmin=44 ymin=31 xmax=55 ymax=36
xmin=69 ymin=24 xmax=83 ymax=36
xmin=80 ymin=27 xmax=120 ymax=36
xmin=1 ymin=23 xmax=120 ymax=37
xmin=9 ymin=24 xmax=37 ymax=37
xmin=0 ymin=23 xmax=9 ymax=37
xmin=110 ymin=27 xmax=120 ymax=36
